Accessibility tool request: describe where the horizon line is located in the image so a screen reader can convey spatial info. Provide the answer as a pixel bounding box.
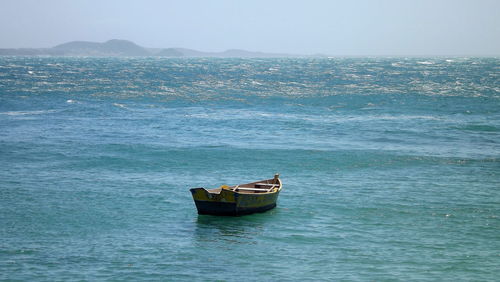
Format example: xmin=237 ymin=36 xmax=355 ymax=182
xmin=0 ymin=39 xmax=499 ymax=58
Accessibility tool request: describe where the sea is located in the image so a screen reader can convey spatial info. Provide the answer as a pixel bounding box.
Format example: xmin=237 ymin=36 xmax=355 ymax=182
xmin=0 ymin=56 xmax=499 ymax=281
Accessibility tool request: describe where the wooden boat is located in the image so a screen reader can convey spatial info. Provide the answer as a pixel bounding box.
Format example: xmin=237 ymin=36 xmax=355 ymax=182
xmin=190 ymin=174 xmax=282 ymax=216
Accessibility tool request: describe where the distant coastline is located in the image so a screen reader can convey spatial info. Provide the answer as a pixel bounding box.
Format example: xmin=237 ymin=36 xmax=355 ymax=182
xmin=0 ymin=39 xmax=309 ymax=58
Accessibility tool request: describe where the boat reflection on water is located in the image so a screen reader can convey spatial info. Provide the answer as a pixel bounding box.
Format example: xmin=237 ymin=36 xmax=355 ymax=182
xmin=193 ymin=210 xmax=278 ymax=245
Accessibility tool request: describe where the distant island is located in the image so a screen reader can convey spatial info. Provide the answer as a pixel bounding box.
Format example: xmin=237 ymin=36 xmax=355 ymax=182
xmin=0 ymin=39 xmax=304 ymax=57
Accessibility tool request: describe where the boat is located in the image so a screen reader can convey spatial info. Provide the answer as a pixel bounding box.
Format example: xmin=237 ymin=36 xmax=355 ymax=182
xmin=190 ymin=174 xmax=282 ymax=216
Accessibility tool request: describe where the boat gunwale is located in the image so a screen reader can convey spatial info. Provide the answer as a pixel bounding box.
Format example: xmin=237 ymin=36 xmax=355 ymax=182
xmin=204 ymin=177 xmax=282 ymax=195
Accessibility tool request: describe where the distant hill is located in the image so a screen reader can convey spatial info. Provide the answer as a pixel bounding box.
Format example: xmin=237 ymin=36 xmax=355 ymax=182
xmin=155 ymin=48 xmax=184 ymax=57
xmin=53 ymin=39 xmax=150 ymax=56
xmin=0 ymin=48 xmax=57 ymax=56
xmin=0 ymin=39 xmax=299 ymax=57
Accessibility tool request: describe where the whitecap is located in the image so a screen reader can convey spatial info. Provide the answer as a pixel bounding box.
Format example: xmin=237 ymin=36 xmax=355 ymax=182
xmin=113 ymin=103 xmax=126 ymax=108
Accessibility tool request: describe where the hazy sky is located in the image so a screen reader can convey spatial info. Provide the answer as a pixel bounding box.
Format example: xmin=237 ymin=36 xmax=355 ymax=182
xmin=1 ymin=0 xmax=499 ymax=55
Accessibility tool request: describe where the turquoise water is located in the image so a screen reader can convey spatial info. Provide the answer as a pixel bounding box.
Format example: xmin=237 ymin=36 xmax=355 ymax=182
xmin=1 ymin=57 xmax=499 ymax=280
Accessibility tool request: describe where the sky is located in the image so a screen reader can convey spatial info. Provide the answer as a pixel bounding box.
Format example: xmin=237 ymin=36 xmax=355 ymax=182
xmin=0 ymin=0 xmax=499 ymax=56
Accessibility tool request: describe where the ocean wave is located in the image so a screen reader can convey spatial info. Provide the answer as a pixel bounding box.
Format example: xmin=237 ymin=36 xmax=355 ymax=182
xmin=457 ymin=124 xmax=500 ymax=132
xmin=417 ymin=61 xmax=435 ymax=65
xmin=185 ymin=109 xmax=444 ymax=123
xmin=0 ymin=110 xmax=57 ymax=116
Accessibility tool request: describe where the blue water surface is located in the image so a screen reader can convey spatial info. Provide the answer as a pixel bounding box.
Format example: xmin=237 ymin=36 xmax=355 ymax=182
xmin=1 ymin=57 xmax=499 ymax=281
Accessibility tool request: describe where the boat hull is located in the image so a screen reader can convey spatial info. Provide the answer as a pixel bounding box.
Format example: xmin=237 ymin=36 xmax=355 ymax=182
xmin=190 ymin=187 xmax=280 ymax=216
